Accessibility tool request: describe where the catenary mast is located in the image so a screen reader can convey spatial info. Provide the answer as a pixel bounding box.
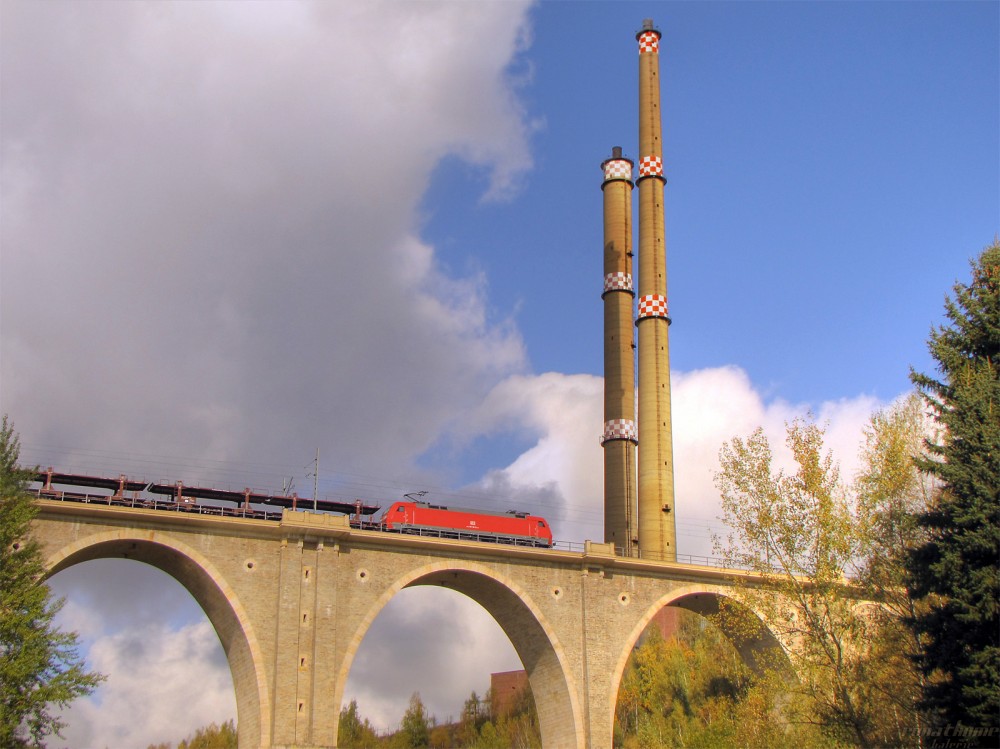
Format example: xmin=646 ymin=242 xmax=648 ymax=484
xmin=600 ymin=146 xmax=638 ymax=557
xmin=635 ymin=19 xmax=677 ymax=561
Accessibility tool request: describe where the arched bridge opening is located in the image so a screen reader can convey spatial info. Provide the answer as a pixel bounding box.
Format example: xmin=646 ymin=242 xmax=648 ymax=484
xmin=336 ymin=562 xmax=583 ymax=749
xmin=609 ymin=587 xmax=794 ymax=746
xmin=44 ymin=533 xmax=270 ymax=749
xmin=665 ymin=590 xmax=790 ymax=676
xmin=47 ymin=558 xmax=236 ymax=745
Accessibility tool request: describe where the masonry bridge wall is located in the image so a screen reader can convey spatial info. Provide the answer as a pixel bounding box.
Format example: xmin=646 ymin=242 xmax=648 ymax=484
xmin=31 ymin=501 xmax=781 ymax=749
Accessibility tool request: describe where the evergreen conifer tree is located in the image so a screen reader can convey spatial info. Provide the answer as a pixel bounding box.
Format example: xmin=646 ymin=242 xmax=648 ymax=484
xmin=908 ymin=241 xmax=1000 ymax=731
xmin=0 ymin=415 xmax=104 ymax=747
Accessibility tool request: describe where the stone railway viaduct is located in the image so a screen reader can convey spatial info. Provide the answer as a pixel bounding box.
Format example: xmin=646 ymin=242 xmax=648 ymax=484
xmin=32 ymin=500 xmax=785 ymax=749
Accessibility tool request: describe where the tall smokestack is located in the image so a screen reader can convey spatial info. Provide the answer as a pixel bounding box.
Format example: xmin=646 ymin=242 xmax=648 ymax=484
xmin=635 ymin=19 xmax=677 ymax=561
xmin=601 ymin=145 xmax=638 ymax=557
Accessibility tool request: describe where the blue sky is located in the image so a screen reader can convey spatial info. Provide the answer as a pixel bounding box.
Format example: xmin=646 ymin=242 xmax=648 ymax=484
xmin=2 ymin=1 xmax=997 ymax=744
xmin=414 ymin=0 xmax=998 ymax=488
xmin=425 ymin=0 xmax=996 ymax=399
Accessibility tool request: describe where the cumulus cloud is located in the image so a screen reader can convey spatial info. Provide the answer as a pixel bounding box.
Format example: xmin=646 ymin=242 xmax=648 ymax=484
xmin=1 ymin=0 xmax=534 ymax=483
xmin=49 ymin=560 xmax=233 ymax=749
xmin=466 ymin=366 xmax=893 ymax=560
xmin=54 ymin=620 xmax=236 ymax=749
xmin=671 ymin=366 xmax=884 ymax=558
xmin=469 ymin=372 xmax=605 ymax=541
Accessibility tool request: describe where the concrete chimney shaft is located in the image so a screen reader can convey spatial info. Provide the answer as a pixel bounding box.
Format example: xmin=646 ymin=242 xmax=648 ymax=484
xmin=600 ymin=147 xmax=637 ymax=557
xmin=635 ymin=21 xmax=677 ymax=561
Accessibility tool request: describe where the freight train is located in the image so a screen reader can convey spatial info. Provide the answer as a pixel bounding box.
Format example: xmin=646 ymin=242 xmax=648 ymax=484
xmin=31 ymin=470 xmax=553 ymax=548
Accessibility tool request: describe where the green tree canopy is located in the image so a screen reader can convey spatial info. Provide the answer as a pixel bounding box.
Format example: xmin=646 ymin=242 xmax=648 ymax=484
xmin=615 ymin=610 xmax=829 ymax=749
xmin=908 ymin=240 xmax=1000 ymax=731
xmin=397 ymin=692 xmax=430 ymax=748
xmin=145 ymin=719 xmax=237 ymax=749
xmin=338 ymin=698 xmax=381 ymax=748
xmin=177 ymin=719 xmax=238 ymax=749
xmin=0 ymin=415 xmax=104 ymax=747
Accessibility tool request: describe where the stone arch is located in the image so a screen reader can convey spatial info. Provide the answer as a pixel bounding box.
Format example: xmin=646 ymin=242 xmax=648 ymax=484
xmin=607 ymin=584 xmax=793 ymax=738
xmin=335 ymin=560 xmax=584 ymax=749
xmin=43 ymin=530 xmax=271 ymax=749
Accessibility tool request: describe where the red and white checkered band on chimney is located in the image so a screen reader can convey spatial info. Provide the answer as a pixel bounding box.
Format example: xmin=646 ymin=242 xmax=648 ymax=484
xmin=638 ymin=31 xmax=659 ymax=53
xmin=637 ymin=294 xmax=669 ymax=320
xmin=603 ymin=159 xmax=632 ymax=181
xmin=604 ymin=272 xmax=634 ymax=294
xmin=601 ymin=419 xmax=638 ymax=445
xmin=638 ymin=156 xmax=663 ymax=178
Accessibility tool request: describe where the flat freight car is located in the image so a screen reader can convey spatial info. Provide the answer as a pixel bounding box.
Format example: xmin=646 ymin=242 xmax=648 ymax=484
xmin=378 ymin=500 xmax=553 ymax=548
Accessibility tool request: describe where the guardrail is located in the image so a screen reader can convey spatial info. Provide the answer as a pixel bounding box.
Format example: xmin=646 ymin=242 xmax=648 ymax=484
xmin=552 ymin=543 xmax=729 ymax=568
xmin=33 ymin=488 xmax=733 ymax=567
xmin=31 ymin=488 xmax=284 ymax=522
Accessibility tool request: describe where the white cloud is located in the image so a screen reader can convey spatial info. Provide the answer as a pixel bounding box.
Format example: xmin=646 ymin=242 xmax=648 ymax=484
xmin=470 ymin=372 xmax=605 ymax=541
xmin=52 ymin=620 xmax=235 ymax=749
xmin=1 ymin=0 xmax=534 ymax=483
xmin=5 ymin=3 xmax=539 ymax=742
xmin=672 ymin=367 xmax=886 ymax=559
xmin=460 ymin=366 xmax=894 ymax=559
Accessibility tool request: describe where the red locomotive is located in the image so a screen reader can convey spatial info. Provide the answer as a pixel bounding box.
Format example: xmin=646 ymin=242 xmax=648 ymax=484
xmin=376 ymin=500 xmax=553 ymax=548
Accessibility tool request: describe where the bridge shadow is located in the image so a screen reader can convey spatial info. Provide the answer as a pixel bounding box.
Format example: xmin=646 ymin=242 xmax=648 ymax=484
xmin=336 ymin=562 xmax=582 ymax=748
xmin=44 ymin=533 xmax=268 ymax=749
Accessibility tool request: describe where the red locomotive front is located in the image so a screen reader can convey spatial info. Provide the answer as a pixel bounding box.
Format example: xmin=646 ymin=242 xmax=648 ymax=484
xmin=380 ymin=501 xmax=552 ymax=547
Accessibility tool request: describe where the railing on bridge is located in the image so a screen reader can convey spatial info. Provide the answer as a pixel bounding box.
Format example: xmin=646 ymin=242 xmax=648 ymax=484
xmin=28 ymin=476 xmax=731 ymax=567
xmin=31 ymin=486 xmax=286 ymax=522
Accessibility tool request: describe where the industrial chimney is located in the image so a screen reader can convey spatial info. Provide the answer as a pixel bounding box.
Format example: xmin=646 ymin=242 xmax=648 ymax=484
xmin=600 ymin=146 xmax=638 ymax=557
xmin=635 ymin=19 xmax=677 ymax=561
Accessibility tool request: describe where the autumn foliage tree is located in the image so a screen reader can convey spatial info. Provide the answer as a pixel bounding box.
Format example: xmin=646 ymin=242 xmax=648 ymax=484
xmin=852 ymin=395 xmax=934 ymax=742
xmin=713 ymin=402 xmax=930 ymax=748
xmin=614 ymin=611 xmax=826 ymax=749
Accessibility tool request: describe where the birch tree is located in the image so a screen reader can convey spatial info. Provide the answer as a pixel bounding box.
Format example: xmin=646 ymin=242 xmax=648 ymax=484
xmin=714 ymin=408 xmax=928 ymax=748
